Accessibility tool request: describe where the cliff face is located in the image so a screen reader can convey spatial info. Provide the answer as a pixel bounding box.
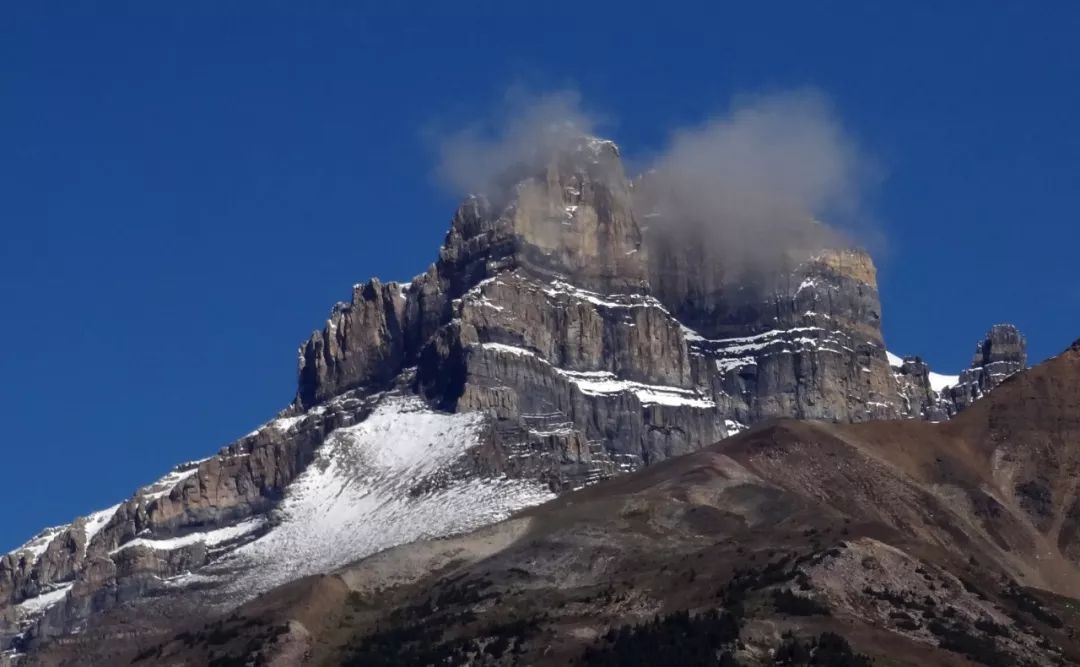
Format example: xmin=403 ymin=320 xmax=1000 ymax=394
xmin=671 ymin=248 xmax=902 ymax=424
xmin=292 ymin=134 xmax=914 ymax=496
xmin=0 ymin=134 xmax=1028 ymax=659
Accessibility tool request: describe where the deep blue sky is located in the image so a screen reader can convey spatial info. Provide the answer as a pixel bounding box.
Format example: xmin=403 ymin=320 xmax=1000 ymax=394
xmin=3 ymin=3 xmax=1078 ymax=551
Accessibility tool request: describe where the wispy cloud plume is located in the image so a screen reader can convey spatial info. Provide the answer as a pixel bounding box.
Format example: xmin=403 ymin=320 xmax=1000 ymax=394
xmin=638 ymin=89 xmax=877 ymax=273
xmin=433 ymin=89 xmax=599 ymax=198
xmin=432 ymin=87 xmax=879 ymax=273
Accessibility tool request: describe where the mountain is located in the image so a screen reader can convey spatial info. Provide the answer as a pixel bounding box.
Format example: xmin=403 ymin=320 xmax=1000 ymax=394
xmin=891 ymin=323 xmax=1028 ymax=421
xmin=0 ymin=134 xmax=1037 ymax=665
xmin=50 ymin=338 xmax=1080 ymax=666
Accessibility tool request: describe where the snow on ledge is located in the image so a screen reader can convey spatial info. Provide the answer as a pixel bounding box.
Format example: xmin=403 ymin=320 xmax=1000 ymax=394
xmin=15 ymin=582 xmax=73 ymax=616
xmin=6 ymin=525 xmax=69 ymax=564
xmin=724 ymin=419 xmax=748 ymax=436
xmin=541 ymin=279 xmax=666 ymax=312
xmin=139 ymin=458 xmax=211 ymax=501
xmin=682 ymin=325 xmax=827 ymax=348
xmin=478 ymin=342 xmax=714 ymax=408
xmin=111 ymin=518 xmax=266 ymax=555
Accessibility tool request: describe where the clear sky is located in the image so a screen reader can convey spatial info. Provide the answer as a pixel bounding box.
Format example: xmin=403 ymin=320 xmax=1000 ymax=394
xmin=3 ymin=3 xmax=1078 ymax=551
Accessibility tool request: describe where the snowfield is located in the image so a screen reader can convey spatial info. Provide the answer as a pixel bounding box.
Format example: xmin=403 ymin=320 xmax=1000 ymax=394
xmin=210 ymin=395 xmax=555 ymax=601
xmin=4 ymin=393 xmax=558 ymax=622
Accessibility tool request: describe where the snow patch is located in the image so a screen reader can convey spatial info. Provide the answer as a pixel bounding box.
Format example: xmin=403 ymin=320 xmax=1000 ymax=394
xmin=715 ymin=357 xmax=755 ymax=373
xmin=214 ymin=395 xmax=555 ymax=601
xmin=111 ymin=518 xmax=266 ymax=555
xmin=561 ymin=369 xmax=714 ymax=408
xmin=269 ymin=415 xmax=305 ymax=433
xmin=684 ymin=326 xmax=825 ymax=348
xmin=159 ymin=571 xmax=220 ymax=588
xmin=929 ymin=372 xmax=959 ymax=392
xmin=691 ymin=327 xmax=853 ymax=375
xmin=541 ymin=280 xmax=664 ymax=311
xmin=15 ymin=582 xmax=72 ymax=616
xmin=7 ymin=525 xmax=68 ymax=564
xmin=681 ymin=325 xmax=706 ymax=343
xmin=82 ymin=504 xmax=121 ymax=554
xmin=481 ymin=342 xmax=537 ymax=357
xmin=724 ymin=419 xmax=748 ymax=435
xmin=478 ymin=343 xmax=714 ymax=408
xmin=139 ymin=458 xmax=210 ymax=500
xmin=246 ymin=413 xmax=310 ymax=438
xmin=887 ymin=351 xmax=958 ymax=391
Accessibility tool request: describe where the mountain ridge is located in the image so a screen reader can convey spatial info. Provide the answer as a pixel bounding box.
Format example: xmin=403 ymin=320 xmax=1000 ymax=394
xmin=0 ymin=133 xmax=1034 ymax=664
xmin=28 ymin=337 xmax=1080 ymax=666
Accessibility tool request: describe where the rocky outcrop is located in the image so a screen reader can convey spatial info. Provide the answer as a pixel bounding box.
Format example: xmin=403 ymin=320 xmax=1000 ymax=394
xmin=891 ymin=324 xmax=1028 ymax=420
xmin=296 ymin=279 xmax=408 ymax=407
xmin=889 ymin=355 xmax=951 ymax=421
xmin=429 ymin=271 xmax=721 ymax=484
xmin=946 ymin=323 xmax=1027 ymax=411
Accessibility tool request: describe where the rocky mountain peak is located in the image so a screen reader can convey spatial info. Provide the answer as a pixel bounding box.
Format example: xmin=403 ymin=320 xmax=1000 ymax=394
xmin=974 ymin=322 xmax=1027 ymax=368
xmin=1 ymin=131 xmax=1037 ymax=662
xmin=465 ymin=131 xmax=644 ymax=294
xmin=945 ymin=323 xmax=1028 ymax=411
xmin=295 ymin=133 xmax=646 ymax=410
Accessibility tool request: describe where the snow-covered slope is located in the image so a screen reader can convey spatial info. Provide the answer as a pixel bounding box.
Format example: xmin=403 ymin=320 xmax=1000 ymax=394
xmin=2 ymin=392 xmax=557 ymax=653
xmin=201 ymin=394 xmax=555 ymax=602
